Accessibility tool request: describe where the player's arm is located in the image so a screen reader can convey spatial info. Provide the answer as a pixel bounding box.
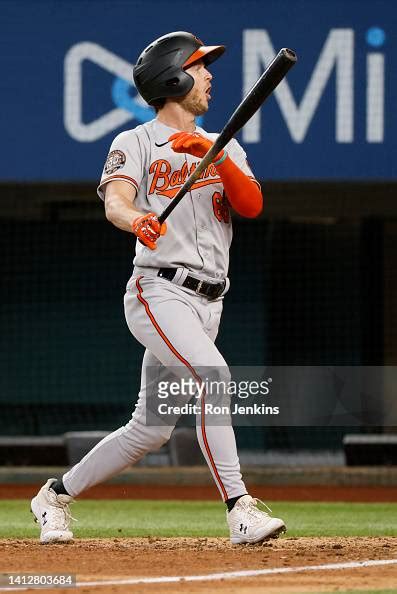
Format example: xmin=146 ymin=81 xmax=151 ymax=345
xmin=169 ymin=132 xmax=263 ymax=218
xmin=215 ymin=156 xmax=262 ymax=218
xmin=104 ymin=180 xmax=166 ymax=250
xmin=104 ymin=180 xmax=140 ymax=232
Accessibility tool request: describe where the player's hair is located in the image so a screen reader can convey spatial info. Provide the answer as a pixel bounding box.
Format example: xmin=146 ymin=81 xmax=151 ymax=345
xmin=152 ymin=98 xmax=166 ymax=112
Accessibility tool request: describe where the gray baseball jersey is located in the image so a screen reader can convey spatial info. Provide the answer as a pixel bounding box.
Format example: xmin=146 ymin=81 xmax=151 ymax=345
xmin=97 ymin=118 xmax=256 ymax=281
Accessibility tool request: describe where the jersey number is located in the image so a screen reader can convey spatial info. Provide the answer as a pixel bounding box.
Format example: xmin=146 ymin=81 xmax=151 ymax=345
xmin=212 ymin=191 xmax=230 ymax=224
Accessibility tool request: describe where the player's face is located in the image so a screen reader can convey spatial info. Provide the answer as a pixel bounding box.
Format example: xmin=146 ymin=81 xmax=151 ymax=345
xmin=181 ymin=60 xmax=213 ymax=116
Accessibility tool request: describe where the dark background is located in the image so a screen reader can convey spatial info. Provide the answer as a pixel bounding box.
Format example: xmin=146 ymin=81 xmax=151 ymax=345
xmin=2 ymin=182 xmax=396 ymax=450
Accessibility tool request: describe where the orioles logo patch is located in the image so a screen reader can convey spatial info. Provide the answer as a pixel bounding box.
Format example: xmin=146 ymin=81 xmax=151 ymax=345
xmin=104 ymin=150 xmax=126 ymax=175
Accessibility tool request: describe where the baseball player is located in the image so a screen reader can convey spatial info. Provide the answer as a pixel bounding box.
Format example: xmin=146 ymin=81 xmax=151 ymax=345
xmin=31 ymin=31 xmax=286 ymax=545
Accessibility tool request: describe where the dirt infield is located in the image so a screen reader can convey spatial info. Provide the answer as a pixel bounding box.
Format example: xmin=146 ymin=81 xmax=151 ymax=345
xmin=1 ymin=483 xmax=397 ymax=501
xmin=1 ymin=483 xmax=396 ymax=592
xmin=0 ymin=537 xmax=396 ymax=593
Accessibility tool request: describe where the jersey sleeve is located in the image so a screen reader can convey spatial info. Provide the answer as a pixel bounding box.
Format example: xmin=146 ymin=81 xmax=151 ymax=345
xmin=97 ymin=130 xmax=144 ymax=201
xmin=226 ymin=139 xmax=261 ymax=189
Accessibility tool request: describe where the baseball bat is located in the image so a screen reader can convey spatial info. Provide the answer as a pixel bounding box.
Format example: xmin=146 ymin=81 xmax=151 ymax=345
xmin=158 ymin=47 xmax=297 ymax=224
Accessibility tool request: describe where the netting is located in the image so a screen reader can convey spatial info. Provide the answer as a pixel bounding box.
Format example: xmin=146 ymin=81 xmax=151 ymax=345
xmin=0 ymin=185 xmax=395 ymax=457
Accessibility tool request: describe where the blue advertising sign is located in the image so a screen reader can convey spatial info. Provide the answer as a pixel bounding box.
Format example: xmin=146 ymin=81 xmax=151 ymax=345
xmin=1 ymin=0 xmax=395 ymax=181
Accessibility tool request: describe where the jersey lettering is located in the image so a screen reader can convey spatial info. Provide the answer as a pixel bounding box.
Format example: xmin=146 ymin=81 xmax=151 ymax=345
xmin=149 ymin=159 xmax=221 ymax=198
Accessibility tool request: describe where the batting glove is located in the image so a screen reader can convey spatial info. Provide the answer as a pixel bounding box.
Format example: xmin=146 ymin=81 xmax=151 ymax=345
xmin=131 ymin=212 xmax=167 ymax=250
xmin=169 ymin=132 xmax=226 ymax=165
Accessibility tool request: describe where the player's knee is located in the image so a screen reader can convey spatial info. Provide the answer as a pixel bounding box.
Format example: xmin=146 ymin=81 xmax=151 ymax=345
xmin=125 ymin=417 xmax=172 ymax=448
xmin=203 ymin=367 xmax=232 ymax=394
xmin=151 ymin=425 xmax=173 ymax=449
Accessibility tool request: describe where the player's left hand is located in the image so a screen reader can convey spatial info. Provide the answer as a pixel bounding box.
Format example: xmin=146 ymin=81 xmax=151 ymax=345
xmin=169 ymin=132 xmax=225 ymax=163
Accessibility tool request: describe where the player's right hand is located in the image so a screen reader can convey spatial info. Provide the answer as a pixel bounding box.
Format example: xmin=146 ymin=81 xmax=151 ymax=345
xmin=131 ymin=212 xmax=167 ymax=250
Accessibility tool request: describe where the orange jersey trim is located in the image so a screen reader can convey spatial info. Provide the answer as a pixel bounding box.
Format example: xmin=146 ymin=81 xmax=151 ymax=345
xmin=157 ymin=177 xmax=222 ymax=199
xmin=99 ymin=174 xmax=139 ymax=192
xmin=135 ymin=276 xmax=228 ymax=501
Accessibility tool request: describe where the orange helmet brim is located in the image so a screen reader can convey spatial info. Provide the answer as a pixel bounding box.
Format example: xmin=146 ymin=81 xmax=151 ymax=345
xmin=183 ymin=45 xmax=225 ymax=69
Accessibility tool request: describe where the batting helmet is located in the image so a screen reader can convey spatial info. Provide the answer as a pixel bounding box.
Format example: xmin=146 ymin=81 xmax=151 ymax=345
xmin=133 ymin=31 xmax=225 ymax=106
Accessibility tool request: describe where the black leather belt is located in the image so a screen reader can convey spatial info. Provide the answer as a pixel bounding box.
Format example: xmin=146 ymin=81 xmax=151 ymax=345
xmin=158 ymin=268 xmax=225 ymax=300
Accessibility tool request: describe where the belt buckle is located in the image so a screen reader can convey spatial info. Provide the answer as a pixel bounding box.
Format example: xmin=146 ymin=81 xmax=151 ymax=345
xmin=195 ymin=280 xmax=204 ymax=294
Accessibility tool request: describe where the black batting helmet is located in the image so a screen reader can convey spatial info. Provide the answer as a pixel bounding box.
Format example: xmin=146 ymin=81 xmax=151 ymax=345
xmin=133 ymin=31 xmax=225 ymax=106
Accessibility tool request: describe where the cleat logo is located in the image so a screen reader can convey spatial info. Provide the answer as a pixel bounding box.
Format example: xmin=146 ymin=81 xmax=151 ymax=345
xmin=42 ymin=511 xmax=47 ymax=526
xmin=239 ymin=523 xmax=248 ymax=534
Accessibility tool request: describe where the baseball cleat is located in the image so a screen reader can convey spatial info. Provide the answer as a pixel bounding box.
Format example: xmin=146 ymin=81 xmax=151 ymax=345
xmin=227 ymin=495 xmax=286 ymax=544
xmin=30 ymin=478 xmax=75 ymax=544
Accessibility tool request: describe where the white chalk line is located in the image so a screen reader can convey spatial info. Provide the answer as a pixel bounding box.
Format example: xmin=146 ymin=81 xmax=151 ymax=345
xmin=0 ymin=558 xmax=396 ymax=590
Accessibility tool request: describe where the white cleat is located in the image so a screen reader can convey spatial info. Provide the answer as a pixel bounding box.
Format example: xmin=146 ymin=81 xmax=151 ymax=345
xmin=227 ymin=495 xmax=286 ymax=544
xmin=31 ymin=478 xmax=75 ymax=544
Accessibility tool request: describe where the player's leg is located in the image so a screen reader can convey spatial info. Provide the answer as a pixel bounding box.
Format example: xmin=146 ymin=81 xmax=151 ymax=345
xmin=124 ymin=275 xmax=247 ymax=500
xmin=191 ymin=281 xmax=287 ymax=543
xmin=61 ymin=348 xmax=175 ymax=496
xmin=60 ymin=270 xmax=223 ymax=498
xmin=31 ymin=274 xmax=284 ymax=543
xmin=31 ymin=347 xmax=176 ymax=543
xmin=30 ymin=276 xmax=234 ymax=542
xmin=128 ymin=276 xmax=286 ymax=543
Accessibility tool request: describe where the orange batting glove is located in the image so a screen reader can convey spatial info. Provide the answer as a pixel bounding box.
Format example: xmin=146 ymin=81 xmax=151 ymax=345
xmin=169 ymin=132 xmax=225 ymax=163
xmin=131 ymin=212 xmax=167 ymax=250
